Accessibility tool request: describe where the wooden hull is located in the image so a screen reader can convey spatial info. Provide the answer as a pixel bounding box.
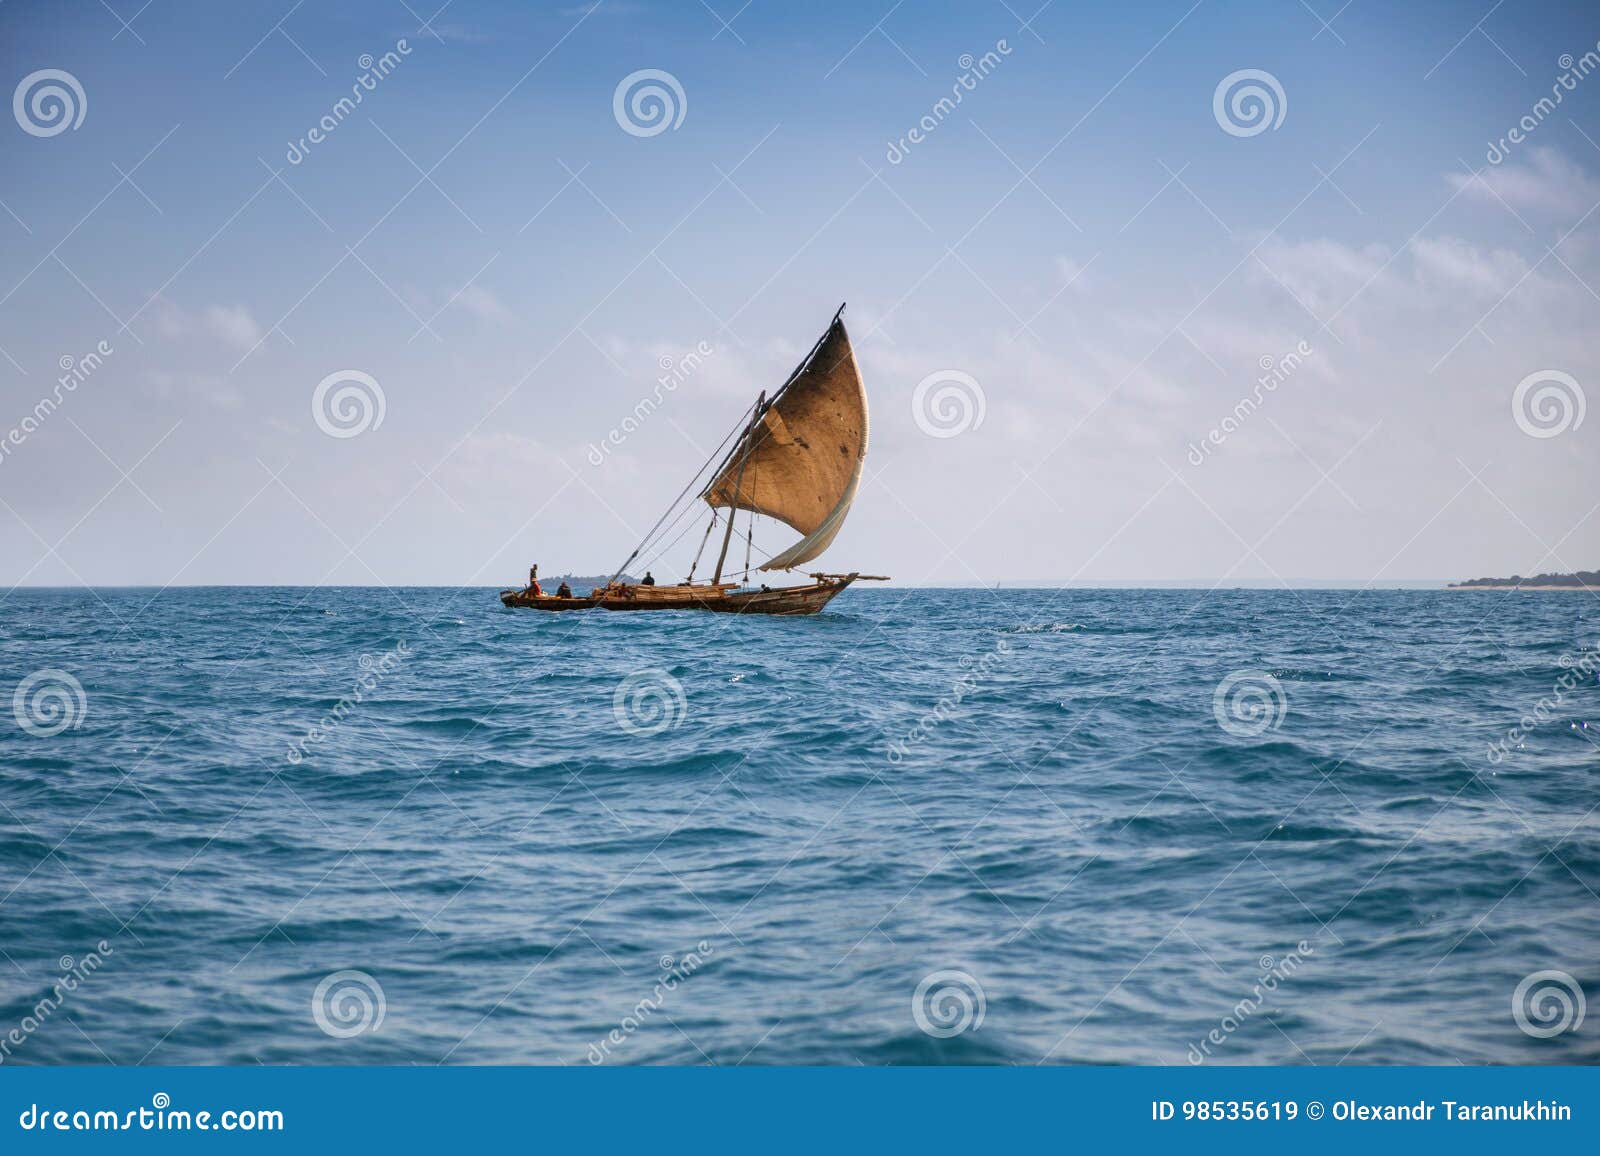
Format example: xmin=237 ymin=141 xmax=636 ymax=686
xmin=708 ymin=578 xmax=857 ymax=615
xmin=499 ymin=590 xmax=600 ymax=610
xmin=599 ymin=577 xmax=855 ymax=615
xmin=500 ymin=577 xmax=859 ymax=616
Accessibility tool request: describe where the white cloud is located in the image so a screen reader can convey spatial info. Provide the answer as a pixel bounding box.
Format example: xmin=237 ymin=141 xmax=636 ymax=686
xmin=1251 ymin=237 xmax=1391 ymax=315
xmin=455 ymin=285 xmax=515 ymax=325
xmin=201 ymin=304 xmax=263 ymax=350
xmin=144 ymin=297 xmax=263 ymax=350
xmin=434 ymin=431 xmax=566 ymax=498
xmin=1055 ymin=255 xmax=1093 ymax=289
xmin=1448 ymin=148 xmax=1600 ymax=218
xmin=1409 ymin=236 xmax=1531 ymax=297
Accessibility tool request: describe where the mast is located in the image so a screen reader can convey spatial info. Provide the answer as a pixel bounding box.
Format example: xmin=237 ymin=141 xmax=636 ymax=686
xmin=712 ymin=390 xmax=765 ymax=585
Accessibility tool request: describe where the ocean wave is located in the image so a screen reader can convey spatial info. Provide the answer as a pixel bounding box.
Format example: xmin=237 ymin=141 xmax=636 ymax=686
xmin=1 ymin=586 xmax=1595 ymax=1065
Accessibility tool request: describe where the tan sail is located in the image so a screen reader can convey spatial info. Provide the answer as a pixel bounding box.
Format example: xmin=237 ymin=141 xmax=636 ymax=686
xmin=702 ymin=317 xmax=868 ymax=570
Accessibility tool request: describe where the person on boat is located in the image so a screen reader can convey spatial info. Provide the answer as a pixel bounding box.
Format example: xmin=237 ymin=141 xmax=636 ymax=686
xmin=556 ymin=580 xmax=572 ymax=599
xmin=527 ymin=565 xmax=541 ymax=596
xmin=641 ymin=571 xmax=656 ymax=586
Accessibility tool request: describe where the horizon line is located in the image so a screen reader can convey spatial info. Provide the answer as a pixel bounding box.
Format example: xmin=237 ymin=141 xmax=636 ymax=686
xmin=1 ymin=579 xmax=1480 ymax=591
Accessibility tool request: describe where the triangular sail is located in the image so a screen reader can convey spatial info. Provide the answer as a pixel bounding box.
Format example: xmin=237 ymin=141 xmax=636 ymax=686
xmin=702 ymin=316 xmax=867 ymax=571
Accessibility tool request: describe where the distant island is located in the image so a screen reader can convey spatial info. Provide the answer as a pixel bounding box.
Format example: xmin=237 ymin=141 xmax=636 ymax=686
xmin=1448 ymin=569 xmax=1599 ymax=590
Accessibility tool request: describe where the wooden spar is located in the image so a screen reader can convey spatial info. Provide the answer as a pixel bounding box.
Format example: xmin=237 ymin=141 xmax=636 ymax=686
xmin=696 ymin=304 xmax=844 ymax=502
xmin=713 ymin=390 xmax=765 ymax=585
xmin=764 ymin=301 xmax=846 ymax=410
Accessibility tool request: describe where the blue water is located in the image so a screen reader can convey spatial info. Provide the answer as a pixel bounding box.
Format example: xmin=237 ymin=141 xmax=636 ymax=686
xmin=1 ymin=587 xmax=1596 ymax=1066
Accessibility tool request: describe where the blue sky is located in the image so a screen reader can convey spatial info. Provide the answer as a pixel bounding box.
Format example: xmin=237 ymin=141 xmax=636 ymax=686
xmin=1 ymin=0 xmax=1597 ymax=585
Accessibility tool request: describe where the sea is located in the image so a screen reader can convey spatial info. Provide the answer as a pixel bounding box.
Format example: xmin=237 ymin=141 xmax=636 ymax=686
xmin=1 ymin=586 xmax=1596 ymax=1066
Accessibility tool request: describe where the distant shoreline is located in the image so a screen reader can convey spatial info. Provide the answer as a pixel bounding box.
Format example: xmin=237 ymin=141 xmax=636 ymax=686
xmin=1444 ymin=584 xmax=1598 ymax=591
xmin=1446 ymin=569 xmax=1599 ymax=591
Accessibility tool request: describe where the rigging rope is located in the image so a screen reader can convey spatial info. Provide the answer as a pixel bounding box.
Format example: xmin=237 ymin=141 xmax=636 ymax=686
xmin=636 ymin=504 xmax=716 ymax=578
xmin=607 ymin=397 xmax=757 ymax=584
xmin=725 ymin=514 xmax=781 ymax=580
xmin=685 ymin=511 xmax=717 ymax=584
xmin=633 ymin=491 xmax=709 ymax=569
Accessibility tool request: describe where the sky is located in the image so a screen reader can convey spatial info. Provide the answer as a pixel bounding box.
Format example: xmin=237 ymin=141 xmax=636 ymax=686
xmin=0 ymin=0 xmax=1597 ymax=587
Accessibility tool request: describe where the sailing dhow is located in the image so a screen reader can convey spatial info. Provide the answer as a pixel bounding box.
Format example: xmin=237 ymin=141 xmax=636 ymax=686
xmin=501 ymin=304 xmax=886 ymax=615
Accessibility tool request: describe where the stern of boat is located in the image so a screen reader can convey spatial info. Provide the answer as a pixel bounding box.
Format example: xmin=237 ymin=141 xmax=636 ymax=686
xmin=714 ymin=573 xmax=860 ymax=616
